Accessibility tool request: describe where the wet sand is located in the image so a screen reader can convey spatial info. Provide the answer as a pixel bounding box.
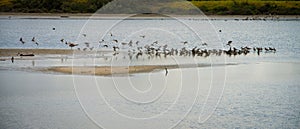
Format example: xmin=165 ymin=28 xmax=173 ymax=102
xmin=0 ymin=48 xmax=209 ymax=76
xmin=0 ymin=48 xmax=82 ymax=57
xmin=46 ymin=65 xmax=177 ymax=76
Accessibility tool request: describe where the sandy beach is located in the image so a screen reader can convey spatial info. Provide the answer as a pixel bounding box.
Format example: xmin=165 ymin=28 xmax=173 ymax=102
xmin=0 ymin=48 xmax=77 ymax=57
xmin=0 ymin=48 xmax=221 ymax=76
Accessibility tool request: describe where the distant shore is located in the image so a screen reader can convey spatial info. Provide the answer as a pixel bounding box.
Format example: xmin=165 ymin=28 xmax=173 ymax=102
xmin=0 ymin=12 xmax=299 ymax=20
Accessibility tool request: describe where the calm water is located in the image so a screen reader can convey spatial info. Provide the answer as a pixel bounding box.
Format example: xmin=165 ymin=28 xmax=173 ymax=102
xmin=0 ymin=18 xmax=299 ymax=62
xmin=0 ymin=18 xmax=300 ymax=128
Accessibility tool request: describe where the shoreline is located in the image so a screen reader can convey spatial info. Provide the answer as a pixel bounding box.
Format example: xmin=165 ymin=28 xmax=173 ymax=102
xmin=0 ymin=48 xmax=78 ymax=57
xmin=0 ymin=12 xmax=299 ymax=20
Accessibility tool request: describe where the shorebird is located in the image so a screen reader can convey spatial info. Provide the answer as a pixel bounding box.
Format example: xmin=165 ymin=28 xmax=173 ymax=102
xmin=227 ymin=41 xmax=232 ymax=46
xmin=264 ymin=47 xmax=269 ymax=51
xmin=11 ymin=56 xmax=14 ymax=63
xmin=128 ymin=40 xmax=133 ymax=47
xmin=99 ymin=39 xmax=105 ymax=43
xmin=181 ymin=41 xmax=188 ymax=45
xmin=165 ymin=67 xmax=168 ymax=76
xmin=269 ymin=47 xmax=276 ymax=52
xmin=219 ymin=30 xmax=222 ymax=32
xmin=103 ymin=45 xmax=108 ymax=48
xmin=84 ymin=42 xmax=90 ymax=48
xmin=19 ymin=37 xmax=25 ymax=44
xmin=113 ymin=39 xmax=118 ymax=43
xmin=202 ymin=43 xmax=208 ymax=46
xmin=89 ymin=47 xmax=94 ymax=51
xmin=140 ymin=35 xmax=145 ymax=38
xmin=31 ymin=37 xmax=35 ymax=42
xmin=68 ymin=43 xmax=78 ymax=49
xmin=82 ymin=34 xmax=87 ymax=37
xmin=60 ymin=39 xmax=64 ymax=43
xmin=110 ymin=32 xmax=113 ymax=37
xmin=113 ymin=46 xmax=119 ymax=51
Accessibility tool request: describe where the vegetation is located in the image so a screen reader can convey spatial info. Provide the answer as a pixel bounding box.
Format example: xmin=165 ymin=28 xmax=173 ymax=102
xmin=0 ymin=0 xmax=299 ymax=15
xmin=189 ymin=0 xmax=300 ymax=15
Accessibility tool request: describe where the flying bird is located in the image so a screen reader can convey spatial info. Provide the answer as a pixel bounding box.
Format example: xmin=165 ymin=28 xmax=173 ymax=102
xmin=227 ymin=41 xmax=232 ymax=46
xmin=19 ymin=37 xmax=25 ymax=44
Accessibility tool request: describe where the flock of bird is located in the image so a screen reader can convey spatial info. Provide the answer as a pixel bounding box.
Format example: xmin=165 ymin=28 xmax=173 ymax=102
xmin=17 ymin=31 xmax=276 ymax=61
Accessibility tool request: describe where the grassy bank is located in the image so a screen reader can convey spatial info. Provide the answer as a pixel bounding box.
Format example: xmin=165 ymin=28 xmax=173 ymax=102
xmin=190 ymin=0 xmax=300 ymax=15
xmin=0 ymin=0 xmax=299 ymax=15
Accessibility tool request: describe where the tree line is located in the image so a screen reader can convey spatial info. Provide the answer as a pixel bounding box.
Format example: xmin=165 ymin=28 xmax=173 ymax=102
xmin=1 ymin=0 xmax=299 ymax=15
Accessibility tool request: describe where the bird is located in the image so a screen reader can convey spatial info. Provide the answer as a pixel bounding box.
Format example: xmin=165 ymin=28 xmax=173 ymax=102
xmin=140 ymin=35 xmax=145 ymax=38
xmin=110 ymin=32 xmax=113 ymax=36
xmin=31 ymin=37 xmax=35 ymax=42
xmin=84 ymin=42 xmax=90 ymax=48
xmin=113 ymin=46 xmax=119 ymax=52
xmin=35 ymin=42 xmax=39 ymax=46
xmin=202 ymin=43 xmax=208 ymax=46
xmin=153 ymin=41 xmax=158 ymax=44
xmin=68 ymin=43 xmax=78 ymax=49
xmin=219 ymin=30 xmax=222 ymax=32
xmin=113 ymin=39 xmax=118 ymax=43
xmin=181 ymin=41 xmax=188 ymax=45
xmin=19 ymin=37 xmax=25 ymax=44
xmin=11 ymin=56 xmax=14 ymax=63
xmin=60 ymin=39 xmax=64 ymax=43
xmin=165 ymin=67 xmax=168 ymax=76
xmin=227 ymin=41 xmax=232 ymax=46
xmin=82 ymin=34 xmax=87 ymax=37
xmin=99 ymin=39 xmax=104 ymax=43
xmin=103 ymin=45 xmax=108 ymax=48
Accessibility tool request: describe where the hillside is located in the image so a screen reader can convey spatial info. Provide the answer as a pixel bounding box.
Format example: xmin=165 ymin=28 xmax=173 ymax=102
xmin=0 ymin=0 xmax=299 ymax=15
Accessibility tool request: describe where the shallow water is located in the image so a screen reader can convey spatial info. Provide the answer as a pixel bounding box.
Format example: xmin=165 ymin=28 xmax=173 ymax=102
xmin=0 ymin=18 xmax=299 ymax=63
xmin=0 ymin=62 xmax=299 ymax=128
xmin=0 ymin=17 xmax=300 ymax=128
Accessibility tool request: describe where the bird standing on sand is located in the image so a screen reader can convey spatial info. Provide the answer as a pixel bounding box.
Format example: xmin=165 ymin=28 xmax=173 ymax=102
xmin=165 ymin=67 xmax=168 ymax=76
